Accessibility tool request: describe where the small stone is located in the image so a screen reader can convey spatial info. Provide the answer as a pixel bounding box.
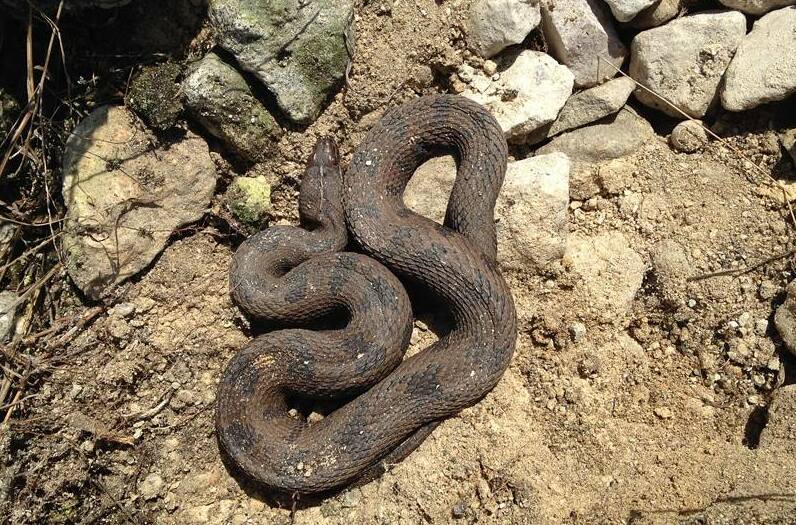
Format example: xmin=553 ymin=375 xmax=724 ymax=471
xmin=755 ymin=319 xmax=769 ymax=336
xmin=81 ymin=440 xmax=95 ymax=454
xmin=569 ymin=322 xmax=587 ymax=343
xmin=464 ymin=50 xmax=574 ymax=141
xmin=140 ymin=473 xmax=165 ymax=500
xmin=654 ymin=407 xmax=673 ymax=419
xmin=111 ymin=302 xmax=136 ymax=319
xmin=670 ymin=120 xmax=709 ymax=153
xmin=721 ymin=7 xmax=796 ymax=112
xmin=226 ymin=176 xmax=272 ymax=229
xmin=452 ymin=501 xmax=468 ymax=519
xmin=577 ymin=354 xmax=600 ymax=378
xmin=540 ymin=0 xmax=627 ymax=87
xmin=630 ymin=11 xmax=747 ymax=118
xmin=483 ymin=60 xmax=498 ymax=76
xmin=466 ymin=0 xmax=541 ymax=58
xmin=780 ymin=128 xmax=796 ymax=165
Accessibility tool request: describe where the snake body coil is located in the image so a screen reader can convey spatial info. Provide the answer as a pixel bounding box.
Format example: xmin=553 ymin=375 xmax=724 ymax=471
xmin=216 ymin=95 xmax=517 ymax=494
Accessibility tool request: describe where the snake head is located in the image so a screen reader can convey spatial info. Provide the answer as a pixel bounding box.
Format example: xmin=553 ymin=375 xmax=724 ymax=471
xmin=308 ymin=137 xmax=340 ymax=170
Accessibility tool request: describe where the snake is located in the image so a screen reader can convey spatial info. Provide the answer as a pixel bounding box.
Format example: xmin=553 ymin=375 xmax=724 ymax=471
xmin=216 ymin=94 xmax=517 ymax=494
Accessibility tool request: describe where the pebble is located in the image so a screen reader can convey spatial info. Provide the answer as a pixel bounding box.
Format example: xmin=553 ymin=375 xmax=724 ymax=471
xmin=577 ymin=354 xmax=601 ymax=377
xmin=0 ymin=291 xmax=20 ymax=342
xmin=603 ymin=0 xmax=657 ymax=22
xmin=654 ymin=407 xmax=673 ymax=419
xmin=670 ymin=120 xmax=709 ymax=153
xmin=569 ymin=322 xmax=587 ymax=343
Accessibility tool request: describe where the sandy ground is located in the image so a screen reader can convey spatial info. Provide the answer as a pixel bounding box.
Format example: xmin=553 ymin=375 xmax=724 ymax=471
xmin=3 ymin=1 xmax=796 ymax=524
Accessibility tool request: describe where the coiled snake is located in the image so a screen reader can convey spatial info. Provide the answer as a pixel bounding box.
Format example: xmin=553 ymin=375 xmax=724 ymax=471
xmin=216 ymin=94 xmax=517 ymax=494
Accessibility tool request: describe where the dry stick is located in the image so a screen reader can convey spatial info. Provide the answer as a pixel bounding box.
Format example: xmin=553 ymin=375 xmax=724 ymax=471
xmin=599 ymin=57 xmax=796 ymax=229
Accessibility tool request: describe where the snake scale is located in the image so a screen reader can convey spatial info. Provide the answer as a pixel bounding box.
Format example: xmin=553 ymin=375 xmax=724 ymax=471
xmin=216 ymin=94 xmax=517 ymax=494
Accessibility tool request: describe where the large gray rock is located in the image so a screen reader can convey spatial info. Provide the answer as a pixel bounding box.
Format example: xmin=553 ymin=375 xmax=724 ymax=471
xmin=209 ymin=0 xmax=354 ymax=124
xmin=467 ymin=0 xmax=541 ymax=58
xmin=603 ymin=0 xmax=657 ymax=22
xmin=183 ymin=52 xmax=283 ymax=162
xmin=404 ymin=153 xmax=570 ymax=271
xmin=0 ymin=291 xmax=20 ymax=342
xmin=721 ymin=7 xmax=796 ymax=112
xmin=546 ymin=76 xmax=636 ymax=137
xmin=537 ymin=108 xmax=655 ymax=164
xmin=540 ymin=0 xmax=627 ymax=88
xmin=62 ymin=106 xmax=217 ymax=299
xmin=718 ymin=0 xmax=795 ymax=15
xmin=629 ymin=10 xmax=747 ymax=118
xmin=464 ymin=50 xmax=573 ymax=142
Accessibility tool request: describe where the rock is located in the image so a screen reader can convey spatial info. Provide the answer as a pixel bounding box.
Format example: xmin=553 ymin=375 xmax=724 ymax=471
xmin=781 ymin=128 xmax=796 ymax=164
xmin=226 ymin=176 xmax=272 ymax=228
xmin=563 ymin=232 xmax=645 ymax=322
xmin=62 ymin=106 xmax=216 ymax=300
xmin=721 ymin=7 xmax=796 ymax=112
xmin=0 ymin=88 xmax=20 ymax=136
xmin=569 ymin=322 xmax=587 ymax=343
xmin=209 ymin=0 xmax=354 ymax=124
xmin=538 ymin=109 xmax=654 ymax=200
xmin=629 ymin=10 xmax=747 ymax=118
xmin=718 ymin=0 xmax=795 ymax=15
xmin=537 ymin=108 xmax=655 ymax=164
xmin=654 ymin=406 xmax=673 ymax=419
xmin=577 ymin=354 xmax=600 ymax=377
xmin=628 ymin=0 xmax=686 ymax=29
xmin=464 ymin=50 xmax=573 ymax=142
xmin=759 ymin=385 xmax=796 ymax=450
xmin=496 ymin=153 xmax=570 ymax=271
xmin=650 ymin=239 xmax=690 ymax=307
xmin=774 ymin=279 xmax=796 ymax=357
xmin=546 ymin=76 xmax=636 ymax=137
xmin=0 ymin=221 xmax=15 ymax=257
xmin=139 ymin=473 xmax=164 ymax=500
xmin=125 ymin=62 xmax=182 ymax=130
xmin=540 ymin=0 xmax=627 ymax=88
xmin=670 ymin=120 xmax=709 ymax=153
xmin=183 ymin=52 xmax=283 ymax=162
xmin=404 ymin=152 xmax=570 ymax=271
xmin=467 ymin=0 xmax=541 ymax=58
xmin=0 ymin=291 xmax=20 ymax=342
xmin=603 ymin=0 xmax=657 ymax=22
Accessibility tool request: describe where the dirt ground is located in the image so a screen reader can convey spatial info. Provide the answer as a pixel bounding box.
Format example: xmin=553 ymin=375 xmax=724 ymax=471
xmin=2 ymin=1 xmax=796 ymax=524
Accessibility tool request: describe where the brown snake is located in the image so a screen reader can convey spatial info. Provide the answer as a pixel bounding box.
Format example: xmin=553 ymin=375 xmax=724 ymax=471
xmin=216 ymin=94 xmax=517 ymax=494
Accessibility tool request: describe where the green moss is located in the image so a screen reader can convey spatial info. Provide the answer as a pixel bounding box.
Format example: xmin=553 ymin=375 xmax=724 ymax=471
xmin=226 ymin=176 xmax=271 ymax=228
xmin=292 ymin=26 xmax=349 ymax=99
xmin=126 ymin=62 xmax=183 ymax=130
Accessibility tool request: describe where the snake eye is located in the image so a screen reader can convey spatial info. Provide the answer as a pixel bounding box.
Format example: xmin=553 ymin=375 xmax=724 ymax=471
xmin=309 ymin=138 xmax=340 ymax=168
